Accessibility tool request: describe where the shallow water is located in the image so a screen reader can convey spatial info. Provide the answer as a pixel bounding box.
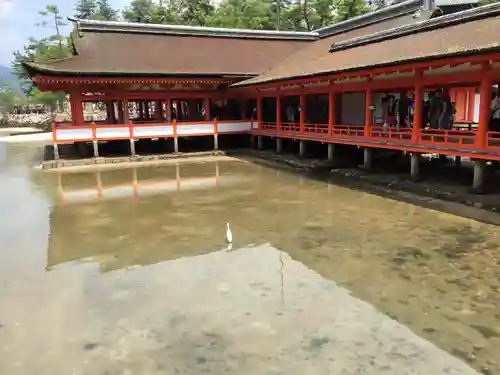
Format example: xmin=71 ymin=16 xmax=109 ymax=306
xmin=1 ymin=143 xmax=500 ymax=375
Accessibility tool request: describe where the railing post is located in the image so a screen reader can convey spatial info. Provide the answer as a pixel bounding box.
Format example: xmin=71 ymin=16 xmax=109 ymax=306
xmin=53 ymin=143 xmax=60 ymax=160
xmin=213 ymin=117 xmax=219 ymax=150
xmin=412 ymin=70 xmax=423 ymax=143
xmin=173 ymin=119 xmax=179 ymax=153
xmin=300 ymin=94 xmax=305 ymax=134
xmin=91 ymin=126 xmax=99 ymax=158
xmin=52 ymin=120 xmax=59 ymax=161
xmin=477 ymin=64 xmax=492 ymax=149
xmin=51 ymin=120 xmax=57 ymax=142
xmin=328 ymin=89 xmax=335 ymax=137
xmin=364 ymin=87 xmax=372 ymax=138
xmin=129 ymin=124 xmax=136 ymax=156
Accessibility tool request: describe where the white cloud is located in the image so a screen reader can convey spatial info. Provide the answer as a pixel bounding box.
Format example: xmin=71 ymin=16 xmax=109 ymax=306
xmin=0 ymin=0 xmax=14 ymax=21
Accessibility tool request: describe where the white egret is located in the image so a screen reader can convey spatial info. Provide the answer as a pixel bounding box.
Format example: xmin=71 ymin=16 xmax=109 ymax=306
xmin=225 ymin=222 xmax=233 ymax=244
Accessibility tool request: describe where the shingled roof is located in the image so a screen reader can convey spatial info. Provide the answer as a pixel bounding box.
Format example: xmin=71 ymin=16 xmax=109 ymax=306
xmin=237 ymin=2 xmax=500 ymax=86
xmin=24 ymin=20 xmax=315 ymax=79
xmin=24 ymin=0 xmax=424 ymax=80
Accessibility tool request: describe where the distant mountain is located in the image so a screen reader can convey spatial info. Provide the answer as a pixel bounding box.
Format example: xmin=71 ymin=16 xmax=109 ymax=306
xmin=0 ymin=65 xmax=14 ymax=83
xmin=0 ymin=65 xmax=22 ymax=94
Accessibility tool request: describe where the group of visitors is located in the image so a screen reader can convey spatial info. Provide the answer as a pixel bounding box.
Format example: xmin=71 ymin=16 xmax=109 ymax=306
xmin=490 ymin=90 xmax=500 ymax=132
xmin=381 ymin=88 xmax=454 ymax=130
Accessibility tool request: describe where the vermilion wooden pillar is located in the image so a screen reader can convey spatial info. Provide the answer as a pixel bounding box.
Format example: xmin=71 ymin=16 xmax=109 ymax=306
xmin=204 ymin=97 xmax=211 ymax=120
xmin=364 ymin=88 xmax=372 ymax=137
xmin=412 ymin=70 xmax=423 ymax=143
xmin=299 ymin=94 xmax=306 ymax=133
xmin=69 ymin=93 xmax=84 ymax=126
xmin=166 ymin=99 xmax=172 ymax=122
xmin=122 ymin=99 xmax=130 ymax=124
xmin=477 ymin=65 xmax=492 ymax=148
xmin=328 ymin=89 xmax=335 ymax=136
xmin=276 ymin=95 xmax=281 ymax=131
xmin=241 ymin=99 xmax=247 ymax=120
xmin=257 ymin=96 xmax=262 ymax=128
xmin=156 ymin=100 xmax=163 ymax=120
xmin=467 ymin=87 xmax=476 ymax=123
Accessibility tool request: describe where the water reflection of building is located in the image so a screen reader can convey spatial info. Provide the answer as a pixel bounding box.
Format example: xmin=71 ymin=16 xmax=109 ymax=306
xmin=47 ymin=161 xmax=253 ymax=272
xmin=56 ymin=161 xmax=231 ymax=205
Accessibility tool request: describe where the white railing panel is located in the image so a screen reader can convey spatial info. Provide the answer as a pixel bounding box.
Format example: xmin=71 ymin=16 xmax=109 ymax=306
xmin=177 ymin=123 xmax=214 ymax=136
xmin=56 ymin=128 xmax=93 ymax=141
xmin=137 ymin=181 xmax=178 ymax=194
xmin=218 ymin=122 xmax=252 ymax=133
xmin=102 ymin=186 xmax=135 ymax=199
xmin=62 ymin=189 xmax=99 ymax=202
xmin=95 ymin=127 xmax=130 ymax=140
xmin=133 ymin=125 xmax=174 ymax=137
xmin=179 ymin=178 xmax=217 ymax=190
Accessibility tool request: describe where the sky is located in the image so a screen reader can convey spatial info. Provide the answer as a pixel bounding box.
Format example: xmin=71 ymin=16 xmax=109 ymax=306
xmin=0 ymin=0 xmax=130 ymax=66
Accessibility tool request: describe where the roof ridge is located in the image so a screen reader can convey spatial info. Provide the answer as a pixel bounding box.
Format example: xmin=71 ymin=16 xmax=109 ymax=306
xmin=68 ymin=17 xmax=318 ymax=41
xmin=329 ymin=1 xmax=500 ymax=53
xmin=317 ymin=0 xmax=421 ymax=39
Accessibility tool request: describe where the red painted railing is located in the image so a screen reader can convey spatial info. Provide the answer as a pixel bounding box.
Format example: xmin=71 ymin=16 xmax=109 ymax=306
xmin=304 ymin=123 xmax=329 ymax=134
xmin=419 ymin=129 xmax=476 ymax=146
xmin=332 ymin=125 xmax=365 ymax=137
xmin=281 ymin=122 xmax=300 ymax=132
xmin=487 ymin=131 xmax=500 ymax=150
xmin=252 ymin=120 xmax=500 ymax=157
xmin=52 ymin=119 xmax=254 ymax=143
xmin=371 ymin=126 xmax=412 ymax=141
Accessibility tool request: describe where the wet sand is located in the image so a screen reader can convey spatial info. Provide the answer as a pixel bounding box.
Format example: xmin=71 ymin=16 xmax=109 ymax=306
xmin=0 ymin=127 xmax=41 ymax=135
xmin=0 ymin=131 xmax=52 ymax=143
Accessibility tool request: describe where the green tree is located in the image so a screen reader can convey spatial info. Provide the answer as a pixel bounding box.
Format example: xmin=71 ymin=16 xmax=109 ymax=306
xmin=0 ymin=80 xmax=17 ymax=113
xmin=12 ymin=38 xmax=70 ymax=93
xmin=310 ymin=0 xmax=338 ymax=28
xmin=75 ymin=0 xmax=98 ymax=19
xmin=95 ymin=0 xmax=118 ymax=20
xmin=333 ymin=0 xmax=369 ymax=21
xmin=37 ymin=5 xmax=67 ymax=53
xmin=369 ymin=0 xmax=388 ymax=9
xmin=211 ymin=0 xmax=275 ymax=30
xmin=180 ymin=0 xmax=215 ymax=26
xmin=0 ymin=80 xmax=27 ymax=115
xmin=12 ymin=5 xmax=70 ymax=103
xmin=152 ymin=0 xmax=183 ymax=24
xmin=28 ymin=87 xmax=62 ymax=112
xmin=122 ymin=0 xmax=158 ymax=23
xmin=281 ymin=0 xmax=307 ymax=31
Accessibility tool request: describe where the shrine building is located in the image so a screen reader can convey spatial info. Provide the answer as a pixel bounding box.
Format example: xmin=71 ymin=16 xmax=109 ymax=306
xmin=23 ymin=0 xmax=500 ymax=190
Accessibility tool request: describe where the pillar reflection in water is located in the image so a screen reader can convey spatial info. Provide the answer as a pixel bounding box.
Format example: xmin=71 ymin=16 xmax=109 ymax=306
xmin=56 ymin=161 xmax=227 ymax=205
xmin=47 ymin=160 xmax=252 ymax=272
